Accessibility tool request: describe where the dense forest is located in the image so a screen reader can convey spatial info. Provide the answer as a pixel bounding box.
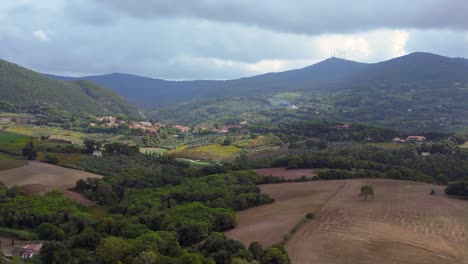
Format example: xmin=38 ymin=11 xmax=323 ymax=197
xmin=0 ymin=60 xmax=140 ymax=119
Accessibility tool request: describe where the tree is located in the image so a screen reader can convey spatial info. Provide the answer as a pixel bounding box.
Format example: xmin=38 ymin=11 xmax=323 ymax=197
xmin=133 ymin=251 xmax=165 ymax=264
xmin=359 ymin=185 xmax=374 ymax=200
xmin=37 ymin=223 xmax=66 ymax=241
xmin=96 ymin=237 xmax=134 ymax=264
xmin=261 ymin=246 xmax=290 ymax=264
xmin=248 ymin=242 xmax=264 ymax=261
xmin=71 ymin=227 xmax=102 ymax=250
xmin=223 ymin=137 xmax=233 ymax=146
xmin=83 ymin=139 xmax=98 ymax=154
xmin=40 ymin=241 xmax=71 ymax=264
xmin=22 ymin=142 xmax=37 ymax=160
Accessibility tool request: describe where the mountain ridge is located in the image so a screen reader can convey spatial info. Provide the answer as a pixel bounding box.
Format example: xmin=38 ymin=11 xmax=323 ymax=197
xmin=0 ymin=59 xmax=140 ymax=118
xmin=46 ymin=52 xmax=468 ymax=112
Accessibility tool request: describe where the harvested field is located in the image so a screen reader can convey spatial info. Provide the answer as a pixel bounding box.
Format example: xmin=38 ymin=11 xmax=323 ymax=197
xmin=254 ymin=167 xmax=318 ymax=180
xmin=0 ymin=161 xmax=102 ymax=205
xmin=225 ymin=180 xmax=343 ymax=245
xmin=226 ymin=179 xmax=468 ymax=264
xmin=0 ymin=154 xmax=26 ymax=171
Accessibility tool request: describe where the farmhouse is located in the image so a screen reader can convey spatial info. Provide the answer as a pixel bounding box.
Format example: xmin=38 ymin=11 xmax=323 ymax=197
xmin=392 ymin=137 xmax=406 ymax=143
xmin=139 ymin=121 xmax=152 ymax=127
xmin=406 ymin=135 xmax=427 ymax=142
xmin=174 ymin=125 xmax=191 ymax=133
xmin=12 ymin=243 xmax=43 ymax=259
xmin=334 ymin=124 xmax=350 ymax=130
xmin=92 ymin=151 xmax=102 ymax=157
xmin=421 ymin=152 xmax=431 ymax=156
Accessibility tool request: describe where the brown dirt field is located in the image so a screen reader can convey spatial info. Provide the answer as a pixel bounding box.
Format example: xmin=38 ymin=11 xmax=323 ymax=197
xmin=226 ymin=179 xmax=468 ymax=264
xmin=225 ymin=180 xmax=344 ymax=245
xmin=254 ymin=167 xmax=318 ymax=180
xmin=0 ymin=161 xmax=102 ymax=205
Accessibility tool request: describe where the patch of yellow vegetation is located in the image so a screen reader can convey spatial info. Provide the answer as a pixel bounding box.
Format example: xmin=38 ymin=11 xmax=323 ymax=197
xmin=37 ymin=152 xmax=84 ymax=165
xmin=170 ymin=144 xmax=239 ymax=161
xmin=460 ymin=141 xmax=468 ymax=149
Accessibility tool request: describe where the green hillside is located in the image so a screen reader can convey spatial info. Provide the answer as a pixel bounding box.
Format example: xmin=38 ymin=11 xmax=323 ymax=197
xmin=0 ymin=60 xmax=139 ymax=118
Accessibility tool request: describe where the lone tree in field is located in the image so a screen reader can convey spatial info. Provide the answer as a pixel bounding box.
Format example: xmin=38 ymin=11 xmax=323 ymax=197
xmin=359 ymin=185 xmax=374 ymax=200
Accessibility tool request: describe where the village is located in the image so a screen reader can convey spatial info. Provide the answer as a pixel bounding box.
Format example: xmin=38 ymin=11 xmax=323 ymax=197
xmin=91 ymin=116 xmax=248 ymax=136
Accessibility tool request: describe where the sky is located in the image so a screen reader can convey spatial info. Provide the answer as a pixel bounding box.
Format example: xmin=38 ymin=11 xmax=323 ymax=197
xmin=1 ymin=0 xmax=468 ymax=80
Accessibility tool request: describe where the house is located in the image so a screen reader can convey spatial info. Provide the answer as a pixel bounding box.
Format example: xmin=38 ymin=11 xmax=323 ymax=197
xmin=421 ymin=152 xmax=431 ymax=156
xmin=334 ymin=124 xmax=350 ymax=130
xmin=92 ymin=151 xmax=102 ymax=157
xmin=139 ymin=121 xmax=152 ymax=127
xmin=406 ymin=136 xmax=427 ymax=142
xmin=174 ymin=125 xmax=191 ymax=133
xmin=13 ymin=243 xmax=43 ymax=259
xmin=392 ymin=137 xmax=406 ymax=143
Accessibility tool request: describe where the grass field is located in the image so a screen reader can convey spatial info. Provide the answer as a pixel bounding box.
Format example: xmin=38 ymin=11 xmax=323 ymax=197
xmin=5 ymin=125 xmax=88 ymax=144
xmin=226 ymin=179 xmax=468 ymax=264
xmin=37 ymin=152 xmax=84 ymax=165
xmin=0 ymin=130 xmax=29 ymax=145
xmin=175 ymin=158 xmax=211 ymax=166
xmin=461 ymin=141 xmax=468 ymax=148
xmin=139 ymin=147 xmax=168 ymax=155
xmin=0 ymin=154 xmax=27 ymax=171
xmin=169 ymin=144 xmax=240 ymax=162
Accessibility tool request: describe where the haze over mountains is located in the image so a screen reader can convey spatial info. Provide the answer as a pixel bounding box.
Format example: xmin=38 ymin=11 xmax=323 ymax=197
xmin=47 ymin=52 xmax=468 ymax=110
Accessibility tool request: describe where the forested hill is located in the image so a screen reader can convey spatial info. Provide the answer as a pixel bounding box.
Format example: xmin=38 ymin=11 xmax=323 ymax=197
xmin=0 ymin=60 xmax=140 ymax=118
xmin=46 ymin=57 xmax=368 ymax=109
xmin=47 ymin=52 xmax=468 ymax=110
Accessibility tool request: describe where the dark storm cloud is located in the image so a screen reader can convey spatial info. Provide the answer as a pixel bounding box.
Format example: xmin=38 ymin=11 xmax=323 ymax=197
xmin=95 ymin=0 xmax=468 ymax=35
xmin=1 ymin=0 xmax=468 ymax=79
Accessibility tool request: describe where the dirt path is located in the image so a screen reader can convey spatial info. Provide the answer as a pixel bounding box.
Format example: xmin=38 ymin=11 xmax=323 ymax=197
xmin=0 ymin=161 xmax=102 ymax=204
xmin=286 ymin=179 xmax=468 ymax=264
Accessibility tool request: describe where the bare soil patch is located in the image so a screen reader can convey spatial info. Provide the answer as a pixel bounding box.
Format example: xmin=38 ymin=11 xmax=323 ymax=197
xmin=254 ymin=167 xmax=318 ymax=180
xmin=226 ymin=179 xmax=468 ymax=264
xmin=0 ymin=161 xmax=101 ymax=205
xmin=225 ymin=180 xmax=344 ymax=246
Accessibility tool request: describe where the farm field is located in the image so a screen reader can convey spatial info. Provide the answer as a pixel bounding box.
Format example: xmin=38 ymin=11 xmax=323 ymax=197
xmin=169 ymin=144 xmax=240 ymax=162
xmin=0 ymin=154 xmax=27 ymax=171
xmin=0 ymin=161 xmax=102 ymax=204
xmin=254 ymin=167 xmax=318 ymax=180
xmin=4 ymin=125 xmax=92 ymax=144
xmin=461 ymin=141 xmax=468 ymax=148
xmin=226 ymin=179 xmax=468 ymax=264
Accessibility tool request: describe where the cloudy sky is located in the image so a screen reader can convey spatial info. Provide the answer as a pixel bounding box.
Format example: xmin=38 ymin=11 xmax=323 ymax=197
xmin=1 ymin=0 xmax=468 ymax=80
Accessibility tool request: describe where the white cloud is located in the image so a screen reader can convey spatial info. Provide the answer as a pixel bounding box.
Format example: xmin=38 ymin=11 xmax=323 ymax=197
xmin=33 ymin=30 xmax=49 ymax=42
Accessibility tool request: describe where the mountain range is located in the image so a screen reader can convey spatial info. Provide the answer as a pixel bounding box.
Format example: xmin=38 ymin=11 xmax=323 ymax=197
xmin=47 ymin=52 xmax=468 ymax=111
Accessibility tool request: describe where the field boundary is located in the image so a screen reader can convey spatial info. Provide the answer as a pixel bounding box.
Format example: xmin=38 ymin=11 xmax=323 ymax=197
xmin=281 ymin=180 xmax=348 ymax=245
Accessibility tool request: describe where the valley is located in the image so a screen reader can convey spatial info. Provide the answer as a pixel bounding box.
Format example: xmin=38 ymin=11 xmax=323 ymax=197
xmin=0 ymin=34 xmax=467 ymax=264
